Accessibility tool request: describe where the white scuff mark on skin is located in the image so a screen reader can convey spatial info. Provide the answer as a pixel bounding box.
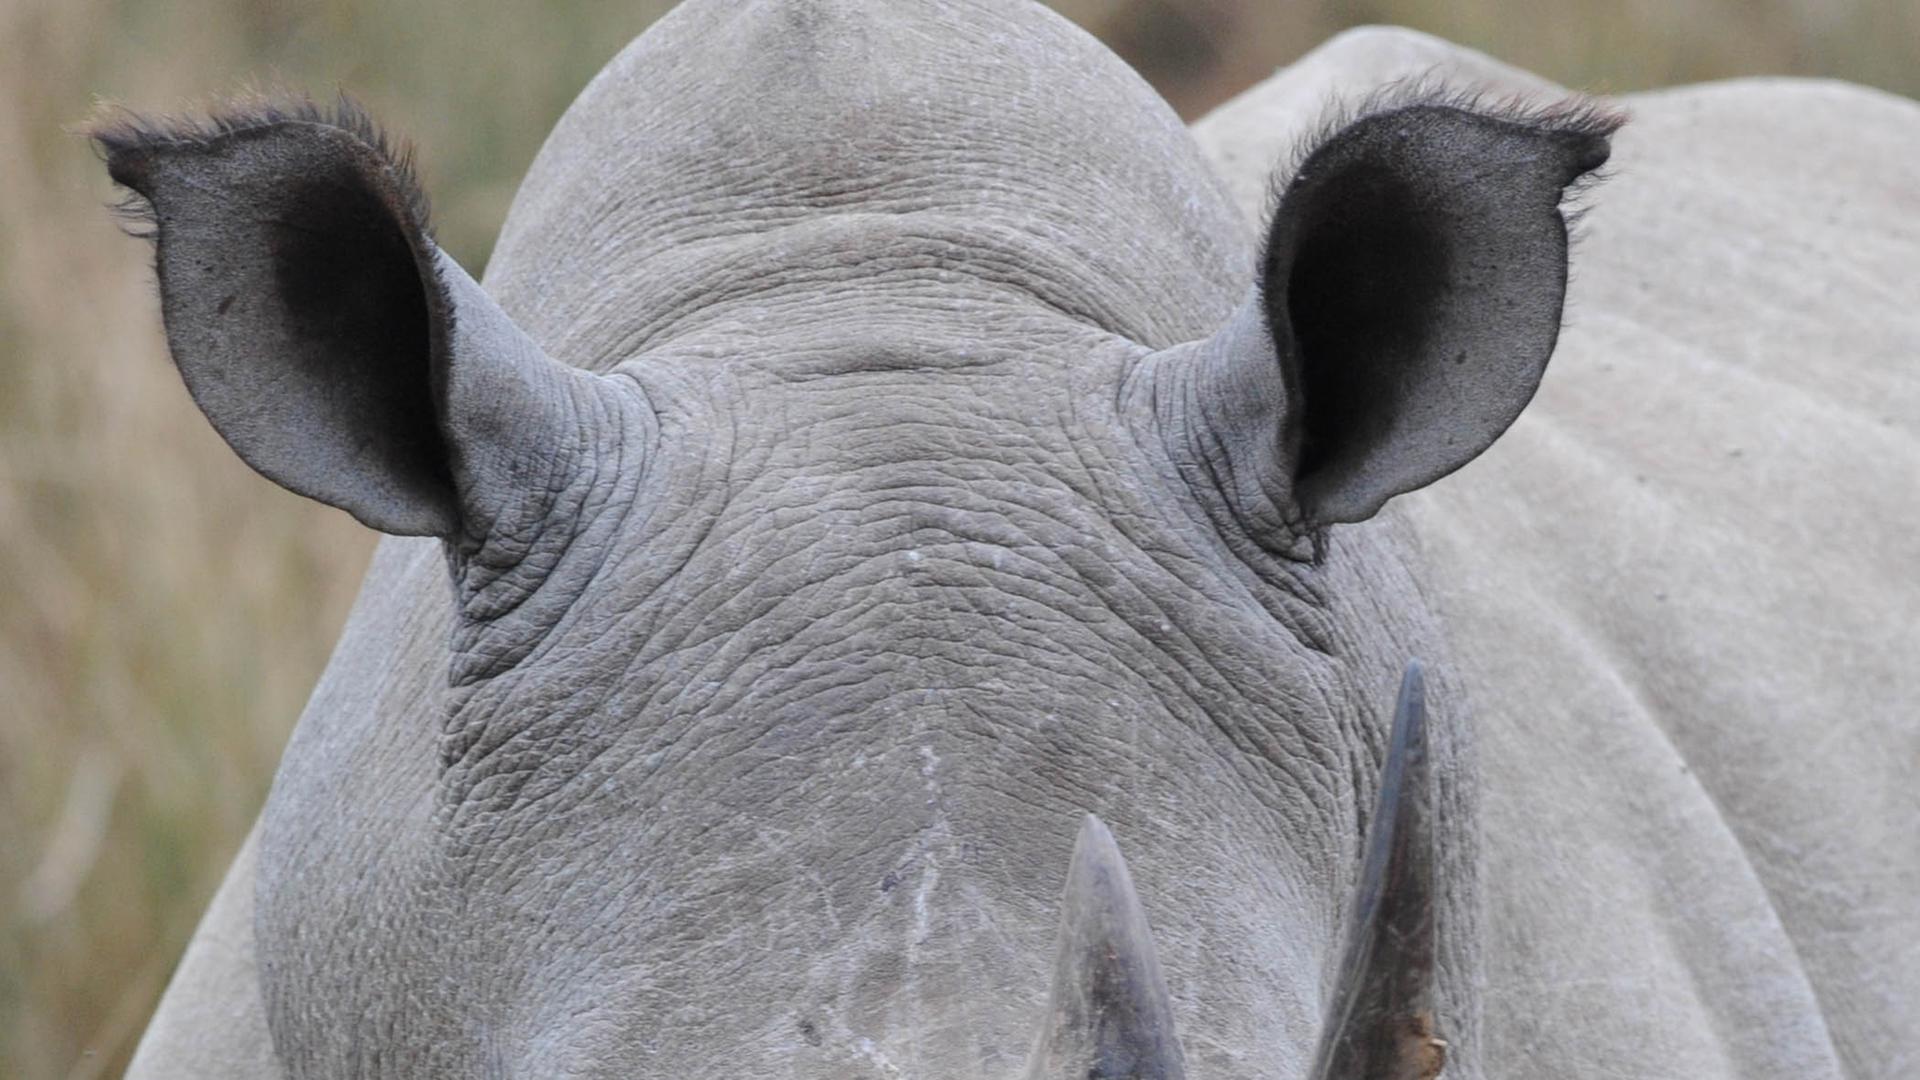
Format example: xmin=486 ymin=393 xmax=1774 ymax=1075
xmin=913 ymin=857 xmax=938 ymax=946
xmin=855 ymin=1037 xmax=903 ymax=1077
xmin=914 ymin=744 xmax=942 ymax=946
xmin=749 ymin=822 xmax=844 ymax=934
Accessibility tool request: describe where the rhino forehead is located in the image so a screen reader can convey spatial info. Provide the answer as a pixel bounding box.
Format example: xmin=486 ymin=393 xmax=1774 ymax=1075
xmin=484 ymin=0 xmax=1251 ymax=362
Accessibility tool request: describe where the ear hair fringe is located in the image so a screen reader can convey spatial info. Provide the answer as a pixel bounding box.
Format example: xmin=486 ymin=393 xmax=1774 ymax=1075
xmin=86 ymin=90 xmax=434 ymax=244
xmin=1261 ymin=75 xmax=1628 ymax=241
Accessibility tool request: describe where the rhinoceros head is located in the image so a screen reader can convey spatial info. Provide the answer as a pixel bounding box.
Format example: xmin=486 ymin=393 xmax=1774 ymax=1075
xmin=94 ymin=1 xmax=1614 ymax=1076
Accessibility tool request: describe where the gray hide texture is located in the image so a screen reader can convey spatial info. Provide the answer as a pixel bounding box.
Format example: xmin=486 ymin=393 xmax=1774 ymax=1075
xmin=112 ymin=8 xmax=1916 ymax=1080
xmin=1201 ymin=26 xmax=1920 ymax=1079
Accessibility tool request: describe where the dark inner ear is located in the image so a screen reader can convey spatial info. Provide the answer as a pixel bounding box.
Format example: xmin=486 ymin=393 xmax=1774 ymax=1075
xmin=96 ymin=111 xmax=464 ymax=536
xmin=268 ymin=164 xmax=448 ymax=502
xmin=1284 ymin=163 xmax=1450 ymax=480
xmin=1254 ymin=100 xmax=1619 ymax=528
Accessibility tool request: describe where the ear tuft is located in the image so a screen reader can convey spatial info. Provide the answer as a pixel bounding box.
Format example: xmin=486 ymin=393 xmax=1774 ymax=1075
xmin=88 ymin=93 xmax=435 ymax=246
xmin=1268 ymin=81 xmax=1626 ymax=211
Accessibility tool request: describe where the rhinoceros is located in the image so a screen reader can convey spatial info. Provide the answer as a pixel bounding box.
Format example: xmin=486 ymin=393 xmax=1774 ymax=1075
xmin=95 ymin=2 xmax=1918 ymax=1078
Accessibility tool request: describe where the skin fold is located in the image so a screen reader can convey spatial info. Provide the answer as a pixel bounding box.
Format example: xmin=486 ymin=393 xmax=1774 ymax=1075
xmin=111 ymin=5 xmax=1916 ymax=1079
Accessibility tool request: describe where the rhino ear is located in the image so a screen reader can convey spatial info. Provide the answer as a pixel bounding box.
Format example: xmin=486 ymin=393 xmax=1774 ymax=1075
xmin=1266 ymin=97 xmax=1620 ymax=525
xmin=92 ymin=99 xmax=585 ymax=540
xmin=1165 ymin=96 xmax=1620 ymax=538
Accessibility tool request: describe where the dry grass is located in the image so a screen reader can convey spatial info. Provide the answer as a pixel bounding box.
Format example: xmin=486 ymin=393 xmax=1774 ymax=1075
xmin=1 ymin=1 xmax=1910 ymax=1076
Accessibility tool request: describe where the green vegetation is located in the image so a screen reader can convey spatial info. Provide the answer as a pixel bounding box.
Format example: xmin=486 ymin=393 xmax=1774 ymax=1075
xmin=2 ymin=1 xmax=1909 ymax=1075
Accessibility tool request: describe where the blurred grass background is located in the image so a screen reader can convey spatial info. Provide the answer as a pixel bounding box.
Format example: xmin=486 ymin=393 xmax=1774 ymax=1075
xmin=1 ymin=0 xmax=1912 ymax=1075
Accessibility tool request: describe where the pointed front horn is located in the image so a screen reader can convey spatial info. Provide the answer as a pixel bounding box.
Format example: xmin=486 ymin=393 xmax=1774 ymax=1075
xmin=1024 ymin=815 xmax=1187 ymax=1080
xmin=1307 ymin=660 xmax=1446 ymax=1080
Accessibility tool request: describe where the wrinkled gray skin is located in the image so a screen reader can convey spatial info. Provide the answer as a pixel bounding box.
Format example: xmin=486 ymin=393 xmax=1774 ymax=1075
xmin=105 ymin=5 xmax=1919 ymax=1079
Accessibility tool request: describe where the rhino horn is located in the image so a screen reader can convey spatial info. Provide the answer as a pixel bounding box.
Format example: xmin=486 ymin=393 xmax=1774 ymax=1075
xmin=1024 ymin=815 xmax=1188 ymax=1080
xmin=1307 ymin=660 xmax=1446 ymax=1080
